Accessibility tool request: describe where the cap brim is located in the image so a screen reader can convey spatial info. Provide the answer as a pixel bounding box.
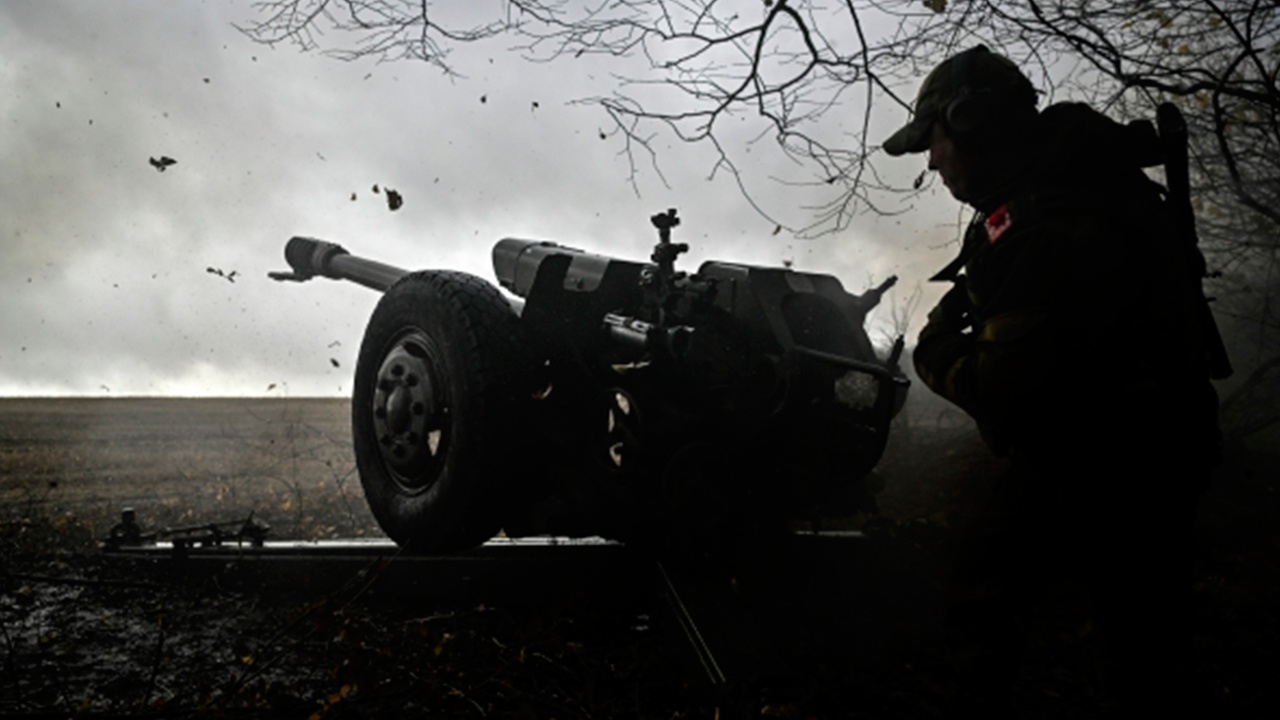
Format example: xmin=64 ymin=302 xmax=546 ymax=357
xmin=882 ymin=117 xmax=933 ymax=156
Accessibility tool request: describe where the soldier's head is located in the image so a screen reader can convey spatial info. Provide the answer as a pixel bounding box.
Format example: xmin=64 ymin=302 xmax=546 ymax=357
xmin=883 ymin=46 xmax=1039 ymax=206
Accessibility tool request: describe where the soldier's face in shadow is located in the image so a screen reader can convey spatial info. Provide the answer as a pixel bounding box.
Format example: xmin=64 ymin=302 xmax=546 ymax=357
xmin=927 ymin=121 xmax=973 ymax=204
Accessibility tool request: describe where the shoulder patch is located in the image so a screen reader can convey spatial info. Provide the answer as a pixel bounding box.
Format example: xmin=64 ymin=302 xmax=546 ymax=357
xmin=984 ymin=204 xmax=1012 ymax=243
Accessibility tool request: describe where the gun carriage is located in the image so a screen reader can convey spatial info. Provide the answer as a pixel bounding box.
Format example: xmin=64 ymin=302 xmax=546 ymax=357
xmin=272 ymin=210 xmax=908 ymax=554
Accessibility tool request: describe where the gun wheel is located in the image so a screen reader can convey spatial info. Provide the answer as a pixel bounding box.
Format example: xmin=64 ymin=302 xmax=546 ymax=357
xmin=352 ymin=270 xmax=529 ymax=552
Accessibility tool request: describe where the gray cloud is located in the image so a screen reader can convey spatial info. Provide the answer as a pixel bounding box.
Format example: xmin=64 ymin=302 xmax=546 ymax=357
xmin=1 ymin=0 xmax=957 ymax=397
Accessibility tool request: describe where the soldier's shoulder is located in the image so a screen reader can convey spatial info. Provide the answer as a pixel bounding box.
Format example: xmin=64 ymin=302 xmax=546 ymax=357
xmin=1013 ymin=104 xmax=1166 ymax=223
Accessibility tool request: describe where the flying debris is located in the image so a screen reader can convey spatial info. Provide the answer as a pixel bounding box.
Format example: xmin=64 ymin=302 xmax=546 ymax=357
xmin=913 ymin=168 xmax=928 ymax=190
xmin=531 ymin=101 xmax=540 ymax=111
xmin=100 ymin=385 xmax=110 ymax=392
xmin=206 ymin=267 xmax=238 ymax=283
xmin=372 ymin=184 xmax=380 ymax=194
xmin=330 ymin=358 xmax=340 ymax=368
xmin=480 ymin=94 xmax=487 ymax=104
xmin=328 ymin=340 xmax=342 ymax=348
xmin=772 ymin=224 xmax=782 ymax=236
xmin=386 ymin=188 xmax=403 ymax=211
xmin=350 ymin=192 xmax=357 ymax=201
xmin=149 ymin=156 xmax=177 ymax=172
xmin=267 ymin=383 xmax=277 ymax=391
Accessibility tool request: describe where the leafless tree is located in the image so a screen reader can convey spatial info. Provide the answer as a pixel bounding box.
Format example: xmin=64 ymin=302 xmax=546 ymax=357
xmin=238 ymin=1 xmax=980 ymax=234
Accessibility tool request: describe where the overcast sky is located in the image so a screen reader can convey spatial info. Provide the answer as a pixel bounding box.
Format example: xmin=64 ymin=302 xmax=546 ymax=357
xmin=1 ymin=0 xmax=963 ymax=397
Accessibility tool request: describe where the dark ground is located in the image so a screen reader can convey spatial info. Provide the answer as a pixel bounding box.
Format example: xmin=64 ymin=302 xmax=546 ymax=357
xmin=0 ymin=398 xmax=1276 ymax=718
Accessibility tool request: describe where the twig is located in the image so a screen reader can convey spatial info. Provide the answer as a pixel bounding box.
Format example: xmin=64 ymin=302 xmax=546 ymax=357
xmin=206 ymin=551 xmax=398 ymax=708
xmin=446 ymin=683 xmax=489 ymax=717
xmin=139 ymin=601 xmax=168 ymax=711
xmin=6 ymin=572 xmax=167 ymax=591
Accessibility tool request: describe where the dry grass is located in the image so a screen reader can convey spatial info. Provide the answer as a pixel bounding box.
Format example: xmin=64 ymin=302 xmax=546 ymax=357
xmin=0 ymin=396 xmax=991 ymax=543
xmin=0 ymin=397 xmax=1275 ymax=717
xmin=0 ymin=398 xmax=379 ymax=541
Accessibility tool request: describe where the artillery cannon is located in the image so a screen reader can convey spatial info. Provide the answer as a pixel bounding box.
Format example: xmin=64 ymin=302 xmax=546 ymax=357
xmin=271 ymin=210 xmax=908 ymax=554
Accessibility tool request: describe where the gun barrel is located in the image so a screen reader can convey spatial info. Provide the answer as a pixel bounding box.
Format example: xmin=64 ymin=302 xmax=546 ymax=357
xmin=272 ymin=236 xmax=409 ymax=292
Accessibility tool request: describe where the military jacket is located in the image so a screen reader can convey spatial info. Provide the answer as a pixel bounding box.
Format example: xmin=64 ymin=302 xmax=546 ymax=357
xmin=913 ymin=103 xmax=1215 ymax=460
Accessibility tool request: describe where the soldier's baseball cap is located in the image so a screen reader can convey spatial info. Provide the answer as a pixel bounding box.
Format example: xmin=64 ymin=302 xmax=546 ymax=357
xmin=882 ymin=45 xmax=1037 ymax=156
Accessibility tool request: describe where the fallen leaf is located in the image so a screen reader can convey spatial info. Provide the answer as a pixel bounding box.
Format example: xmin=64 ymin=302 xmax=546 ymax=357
xmin=206 ymin=267 xmax=237 ymax=283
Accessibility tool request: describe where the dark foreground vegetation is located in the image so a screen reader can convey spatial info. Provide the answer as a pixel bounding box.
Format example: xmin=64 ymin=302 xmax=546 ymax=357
xmin=0 ymin=397 xmax=1276 ymax=717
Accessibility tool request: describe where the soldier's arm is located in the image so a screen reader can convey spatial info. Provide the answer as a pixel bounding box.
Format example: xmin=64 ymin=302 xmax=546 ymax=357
xmin=913 ymin=285 xmax=981 ymax=416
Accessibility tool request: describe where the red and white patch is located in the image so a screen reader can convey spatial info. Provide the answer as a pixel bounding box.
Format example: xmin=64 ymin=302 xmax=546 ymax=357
xmin=984 ymin=204 xmax=1012 ymax=243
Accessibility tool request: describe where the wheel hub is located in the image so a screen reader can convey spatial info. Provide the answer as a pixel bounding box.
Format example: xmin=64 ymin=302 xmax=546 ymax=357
xmin=371 ymin=332 xmax=446 ymax=486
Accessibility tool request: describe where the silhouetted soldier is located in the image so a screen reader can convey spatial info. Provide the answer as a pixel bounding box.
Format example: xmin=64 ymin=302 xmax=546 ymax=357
xmin=883 ymin=46 xmax=1223 ymax=717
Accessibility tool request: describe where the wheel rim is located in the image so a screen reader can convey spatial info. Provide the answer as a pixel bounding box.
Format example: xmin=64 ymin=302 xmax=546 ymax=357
xmin=371 ymin=329 xmax=449 ymax=491
xmin=602 ymin=389 xmax=643 ymax=471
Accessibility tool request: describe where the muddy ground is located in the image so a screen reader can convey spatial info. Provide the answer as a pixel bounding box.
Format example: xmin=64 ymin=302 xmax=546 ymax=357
xmin=0 ymin=397 xmax=1277 ymax=718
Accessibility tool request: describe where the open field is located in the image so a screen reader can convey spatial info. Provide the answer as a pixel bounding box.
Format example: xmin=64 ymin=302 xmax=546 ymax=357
xmin=1 ymin=396 xmax=1276 ymax=717
xmin=0 ymin=398 xmax=378 ymax=541
xmin=0 ymin=396 xmax=996 ymax=543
